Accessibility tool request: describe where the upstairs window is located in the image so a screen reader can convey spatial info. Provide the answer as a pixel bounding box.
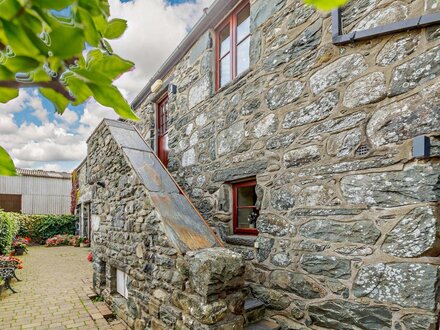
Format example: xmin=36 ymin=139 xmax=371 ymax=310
xmin=216 ymin=2 xmax=250 ymax=89
xmin=232 ymin=179 xmax=258 ymax=235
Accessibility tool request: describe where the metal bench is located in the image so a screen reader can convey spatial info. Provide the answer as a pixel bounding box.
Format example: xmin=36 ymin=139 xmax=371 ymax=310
xmin=0 ymin=259 xmax=21 ymax=294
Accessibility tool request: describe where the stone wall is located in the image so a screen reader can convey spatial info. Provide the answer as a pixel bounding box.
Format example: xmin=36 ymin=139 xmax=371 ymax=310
xmin=87 ymin=121 xmax=249 ymax=329
xmin=131 ymin=0 xmax=440 ymax=328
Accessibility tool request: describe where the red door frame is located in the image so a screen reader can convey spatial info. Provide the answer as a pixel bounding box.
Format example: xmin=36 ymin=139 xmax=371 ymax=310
xmin=232 ymin=179 xmax=258 ymax=235
xmin=156 ymin=93 xmax=169 ymax=167
xmin=215 ymin=1 xmax=250 ymax=90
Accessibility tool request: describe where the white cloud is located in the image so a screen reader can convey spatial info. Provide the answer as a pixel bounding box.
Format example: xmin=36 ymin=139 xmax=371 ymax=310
xmin=12 ymin=140 xmax=86 ymax=162
xmin=0 ymin=114 xmax=18 ymax=134
xmin=0 ymin=89 xmax=33 ymax=114
xmin=79 ymin=100 xmax=118 ymax=128
xmin=40 ymin=163 xmax=66 ymax=172
xmin=56 ymin=108 xmax=79 ymax=124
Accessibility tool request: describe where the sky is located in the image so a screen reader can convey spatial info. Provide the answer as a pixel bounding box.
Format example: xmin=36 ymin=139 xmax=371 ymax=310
xmin=0 ymin=0 xmax=213 ymax=173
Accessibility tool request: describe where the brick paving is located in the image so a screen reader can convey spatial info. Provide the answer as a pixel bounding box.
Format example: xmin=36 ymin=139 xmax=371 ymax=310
xmin=0 ymin=246 xmax=127 ymax=330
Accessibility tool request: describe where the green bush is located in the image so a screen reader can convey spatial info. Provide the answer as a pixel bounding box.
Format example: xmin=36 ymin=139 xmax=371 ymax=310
xmin=32 ymin=215 xmax=76 ymax=244
xmin=0 ymin=210 xmax=19 ymax=255
xmin=3 ymin=213 xmax=76 ymax=245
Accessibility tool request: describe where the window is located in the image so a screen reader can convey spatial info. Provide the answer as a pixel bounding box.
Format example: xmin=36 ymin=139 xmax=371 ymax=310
xmin=156 ymin=94 xmax=169 ymax=167
xmin=116 ymin=269 xmax=128 ymax=298
xmin=216 ymin=1 xmax=250 ymax=89
xmin=232 ymin=179 xmax=258 ymax=235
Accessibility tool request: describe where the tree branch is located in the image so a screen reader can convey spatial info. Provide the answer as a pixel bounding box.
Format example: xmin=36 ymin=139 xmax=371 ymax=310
xmin=0 ymin=80 xmax=75 ymax=101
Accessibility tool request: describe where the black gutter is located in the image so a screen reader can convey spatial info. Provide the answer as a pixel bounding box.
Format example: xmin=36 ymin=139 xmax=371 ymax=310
xmin=131 ymin=0 xmax=236 ymax=110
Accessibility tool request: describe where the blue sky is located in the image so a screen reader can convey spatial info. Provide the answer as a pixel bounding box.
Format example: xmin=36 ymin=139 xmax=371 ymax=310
xmin=0 ymin=0 xmax=212 ymax=172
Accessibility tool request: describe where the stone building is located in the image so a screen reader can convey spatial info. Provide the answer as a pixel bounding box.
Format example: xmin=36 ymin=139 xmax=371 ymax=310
xmin=80 ymin=0 xmax=440 ymax=329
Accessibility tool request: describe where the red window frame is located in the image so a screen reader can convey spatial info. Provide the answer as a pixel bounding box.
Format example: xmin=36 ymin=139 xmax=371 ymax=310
xmin=215 ymin=1 xmax=250 ymax=90
xmin=156 ymin=93 xmax=169 ymax=167
xmin=232 ymin=179 xmax=258 ymax=235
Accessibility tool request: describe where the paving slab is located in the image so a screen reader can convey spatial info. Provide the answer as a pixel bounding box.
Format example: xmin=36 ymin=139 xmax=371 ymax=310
xmin=0 ymin=246 xmax=128 ymax=330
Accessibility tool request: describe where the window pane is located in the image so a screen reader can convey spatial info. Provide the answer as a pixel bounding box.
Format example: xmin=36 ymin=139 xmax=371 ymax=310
xmin=220 ymin=54 xmax=231 ymax=87
xmin=237 ymin=36 xmax=250 ymax=76
xmin=219 ymin=25 xmax=230 ymax=57
xmin=236 ymin=5 xmax=250 ymax=43
xmin=237 ymin=185 xmax=256 ymax=206
xmin=237 ymin=209 xmax=255 ymax=228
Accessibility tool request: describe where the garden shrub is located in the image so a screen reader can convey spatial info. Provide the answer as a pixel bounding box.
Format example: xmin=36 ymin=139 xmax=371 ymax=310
xmin=1 ymin=213 xmax=76 ymax=244
xmin=29 ymin=215 xmax=76 ymax=244
xmin=0 ymin=210 xmax=19 ymax=255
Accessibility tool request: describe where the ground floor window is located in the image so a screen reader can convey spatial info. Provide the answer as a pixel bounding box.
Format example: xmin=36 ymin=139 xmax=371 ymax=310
xmin=116 ymin=269 xmax=128 ymax=299
xmin=232 ymin=179 xmax=258 ymax=235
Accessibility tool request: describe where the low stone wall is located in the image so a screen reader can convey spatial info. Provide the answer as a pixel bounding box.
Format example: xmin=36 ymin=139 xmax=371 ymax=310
xmin=87 ymin=122 xmax=247 ymax=329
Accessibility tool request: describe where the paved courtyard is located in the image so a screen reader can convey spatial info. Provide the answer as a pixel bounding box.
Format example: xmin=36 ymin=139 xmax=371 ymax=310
xmin=0 ymin=246 xmax=125 ymax=330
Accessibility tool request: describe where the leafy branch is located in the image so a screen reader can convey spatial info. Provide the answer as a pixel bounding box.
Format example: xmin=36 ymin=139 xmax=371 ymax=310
xmin=0 ymin=79 xmax=75 ymax=101
xmin=0 ymin=0 xmax=137 ymax=175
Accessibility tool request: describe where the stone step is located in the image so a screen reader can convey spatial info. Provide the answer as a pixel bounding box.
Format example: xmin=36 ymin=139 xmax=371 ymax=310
xmin=244 ymin=319 xmax=281 ymax=330
xmin=244 ymin=298 xmax=266 ymax=324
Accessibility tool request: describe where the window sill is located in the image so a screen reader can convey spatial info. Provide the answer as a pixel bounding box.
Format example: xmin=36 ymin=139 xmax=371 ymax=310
xmin=216 ymin=67 xmax=252 ymax=94
xmin=225 ymin=234 xmax=257 ymax=247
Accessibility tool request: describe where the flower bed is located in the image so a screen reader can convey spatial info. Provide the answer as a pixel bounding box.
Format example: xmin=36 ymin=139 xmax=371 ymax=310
xmin=46 ymin=234 xmax=89 ymax=247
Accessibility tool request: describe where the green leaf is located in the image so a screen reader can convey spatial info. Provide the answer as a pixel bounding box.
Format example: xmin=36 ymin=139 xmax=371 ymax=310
xmin=31 ymin=67 xmax=52 ymax=82
xmin=64 ymin=74 xmax=93 ymax=105
xmin=87 ymin=83 xmax=138 ymax=120
xmin=103 ymin=18 xmax=127 ymax=39
xmin=0 ymin=65 xmax=14 ymax=80
xmin=45 ymin=16 xmax=85 ymax=59
xmin=91 ymin=15 xmax=107 ymax=34
xmin=39 ymin=88 xmax=69 ymax=114
xmin=303 ymin=0 xmax=349 ymax=11
xmin=31 ymin=0 xmax=75 ymax=11
xmin=78 ymin=8 xmax=100 ymax=47
xmin=70 ymin=66 xmax=112 ymax=85
xmin=3 ymin=56 xmax=40 ymax=72
xmin=101 ymin=39 xmax=113 ymax=54
xmin=0 ymin=88 xmax=19 ymax=103
xmin=86 ymin=49 xmax=104 ymax=67
xmin=0 ymin=146 xmax=17 ymax=176
xmin=0 ymin=0 xmax=21 ymax=20
xmin=1 ymin=19 xmax=41 ymax=56
xmin=90 ymin=54 xmax=134 ymax=80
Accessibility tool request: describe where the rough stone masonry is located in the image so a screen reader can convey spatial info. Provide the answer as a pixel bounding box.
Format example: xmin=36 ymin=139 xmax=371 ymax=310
xmin=79 ymin=0 xmax=440 ymax=329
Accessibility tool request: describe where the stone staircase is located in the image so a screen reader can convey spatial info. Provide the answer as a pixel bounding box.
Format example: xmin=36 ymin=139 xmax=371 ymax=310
xmin=244 ymin=298 xmax=280 ymax=330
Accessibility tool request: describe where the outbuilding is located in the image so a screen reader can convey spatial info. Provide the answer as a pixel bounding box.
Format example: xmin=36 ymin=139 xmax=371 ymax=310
xmin=0 ymin=168 xmax=72 ymax=215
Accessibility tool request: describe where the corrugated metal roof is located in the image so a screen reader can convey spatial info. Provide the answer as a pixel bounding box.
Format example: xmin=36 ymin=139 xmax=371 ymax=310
xmin=16 ymin=168 xmax=71 ymax=180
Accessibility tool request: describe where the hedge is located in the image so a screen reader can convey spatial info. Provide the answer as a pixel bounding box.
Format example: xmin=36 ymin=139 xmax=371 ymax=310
xmin=0 ymin=210 xmax=19 ymax=255
xmin=2 ymin=212 xmax=76 ymax=245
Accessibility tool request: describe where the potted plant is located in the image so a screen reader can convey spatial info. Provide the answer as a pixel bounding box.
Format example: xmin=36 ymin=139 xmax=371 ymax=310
xmin=80 ymin=238 xmax=89 ymax=248
xmin=13 ymin=241 xmax=27 ymax=256
xmin=12 ymin=237 xmax=29 ymax=256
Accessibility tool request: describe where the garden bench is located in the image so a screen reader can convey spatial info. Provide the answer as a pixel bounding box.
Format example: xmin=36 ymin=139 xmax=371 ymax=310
xmin=0 ymin=259 xmax=21 ymax=294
